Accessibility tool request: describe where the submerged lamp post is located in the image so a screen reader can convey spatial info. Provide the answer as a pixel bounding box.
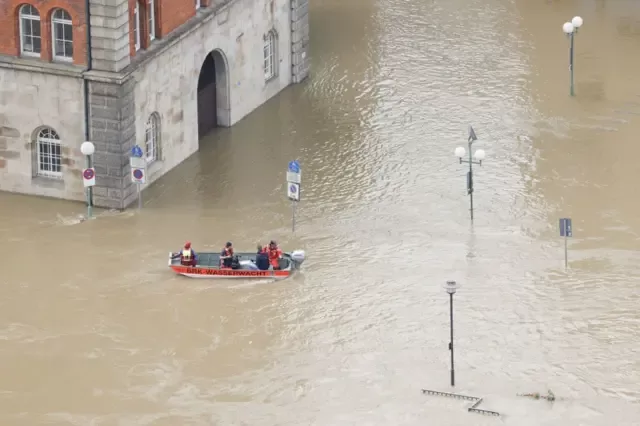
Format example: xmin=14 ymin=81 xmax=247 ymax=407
xmin=455 ymin=126 xmax=486 ymax=222
xmin=80 ymin=141 xmax=95 ymax=218
xmin=443 ymin=280 xmax=460 ymax=387
xmin=562 ymin=16 xmax=583 ymax=97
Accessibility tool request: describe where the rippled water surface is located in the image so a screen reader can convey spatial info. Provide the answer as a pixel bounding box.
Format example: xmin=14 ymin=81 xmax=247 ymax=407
xmin=1 ymin=0 xmax=640 ymax=425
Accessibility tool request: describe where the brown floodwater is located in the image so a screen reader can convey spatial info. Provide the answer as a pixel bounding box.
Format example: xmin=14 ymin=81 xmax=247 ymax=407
xmin=1 ymin=0 xmax=639 ymax=424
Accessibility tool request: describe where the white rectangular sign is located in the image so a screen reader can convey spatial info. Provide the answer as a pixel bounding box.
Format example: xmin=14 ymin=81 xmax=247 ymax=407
xmin=287 ymin=182 xmax=300 ymax=201
xmin=130 ymin=156 xmax=146 ymax=169
xmin=82 ymin=168 xmax=96 ymax=187
xmin=286 ymin=171 xmax=301 ymax=184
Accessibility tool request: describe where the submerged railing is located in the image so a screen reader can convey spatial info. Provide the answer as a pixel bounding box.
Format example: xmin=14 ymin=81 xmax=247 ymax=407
xmin=421 ymin=389 xmax=501 ymax=417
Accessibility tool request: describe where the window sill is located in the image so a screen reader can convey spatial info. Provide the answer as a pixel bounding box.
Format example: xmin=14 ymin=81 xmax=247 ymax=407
xmin=32 ymin=175 xmax=65 ymax=189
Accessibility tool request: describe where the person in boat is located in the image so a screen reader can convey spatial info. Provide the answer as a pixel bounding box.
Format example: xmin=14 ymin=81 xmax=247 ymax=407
xmin=172 ymin=242 xmax=197 ymax=267
xmin=267 ymin=240 xmax=283 ymax=270
xmin=220 ymin=241 xmax=234 ymax=269
xmin=255 ymin=244 xmax=270 ymax=271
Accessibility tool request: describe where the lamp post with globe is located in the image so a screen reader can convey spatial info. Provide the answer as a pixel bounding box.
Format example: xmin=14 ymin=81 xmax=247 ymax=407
xmin=80 ymin=141 xmax=95 ymax=218
xmin=455 ymin=127 xmax=486 ymax=222
xmin=562 ymin=16 xmax=584 ymax=96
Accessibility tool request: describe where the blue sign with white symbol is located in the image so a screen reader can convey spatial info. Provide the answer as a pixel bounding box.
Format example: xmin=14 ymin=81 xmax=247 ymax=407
xmin=131 ymin=145 xmax=143 ymax=158
xmin=559 ymin=218 xmax=573 ymax=237
xmin=288 ymin=160 xmax=300 ymax=174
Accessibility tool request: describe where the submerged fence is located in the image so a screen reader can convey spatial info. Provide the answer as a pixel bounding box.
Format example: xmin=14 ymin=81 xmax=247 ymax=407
xmin=421 ymin=389 xmax=501 ymax=417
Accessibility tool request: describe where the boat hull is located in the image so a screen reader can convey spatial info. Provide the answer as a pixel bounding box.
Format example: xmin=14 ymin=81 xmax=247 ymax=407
xmin=168 ymin=250 xmax=304 ymax=279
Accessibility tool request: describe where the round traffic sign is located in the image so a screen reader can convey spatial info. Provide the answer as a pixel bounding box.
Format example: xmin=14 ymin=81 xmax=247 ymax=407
xmin=83 ymin=168 xmax=94 ymax=180
xmin=289 ymin=184 xmax=297 ymax=193
xmin=133 ymin=169 xmax=144 ymax=180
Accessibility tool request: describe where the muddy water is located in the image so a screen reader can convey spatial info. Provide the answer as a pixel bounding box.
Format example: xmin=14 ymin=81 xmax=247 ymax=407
xmin=1 ymin=0 xmax=639 ymax=424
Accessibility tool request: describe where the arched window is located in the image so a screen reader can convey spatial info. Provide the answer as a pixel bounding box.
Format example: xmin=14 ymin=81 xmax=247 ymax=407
xmin=36 ymin=127 xmax=62 ymax=178
xmin=148 ymin=0 xmax=156 ymax=41
xmin=145 ymin=113 xmax=160 ymax=163
xmin=19 ymin=5 xmax=41 ymax=57
xmin=51 ymin=9 xmax=73 ymax=61
xmin=263 ymin=30 xmax=277 ymax=81
xmin=133 ymin=2 xmax=141 ymax=51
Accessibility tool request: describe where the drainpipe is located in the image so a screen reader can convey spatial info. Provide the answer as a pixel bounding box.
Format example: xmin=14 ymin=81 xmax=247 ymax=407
xmin=83 ymin=0 xmax=93 ymax=209
xmin=83 ymin=0 xmax=93 ymax=140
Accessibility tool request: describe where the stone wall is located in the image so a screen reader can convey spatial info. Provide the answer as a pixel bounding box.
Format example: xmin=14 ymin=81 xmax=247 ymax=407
xmin=89 ymin=0 xmax=131 ymax=72
xmin=0 ymin=60 xmax=86 ymax=201
xmin=291 ymin=0 xmax=310 ymax=83
xmin=86 ymin=73 xmax=137 ymax=208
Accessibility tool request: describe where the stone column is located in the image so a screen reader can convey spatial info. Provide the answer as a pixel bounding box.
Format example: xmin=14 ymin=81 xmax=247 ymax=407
xmin=86 ymin=76 xmax=137 ymax=209
xmin=291 ymin=0 xmax=310 ymax=83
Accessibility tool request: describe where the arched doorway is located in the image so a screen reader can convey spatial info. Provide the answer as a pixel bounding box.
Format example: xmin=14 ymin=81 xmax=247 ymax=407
xmin=197 ymin=49 xmax=230 ymax=138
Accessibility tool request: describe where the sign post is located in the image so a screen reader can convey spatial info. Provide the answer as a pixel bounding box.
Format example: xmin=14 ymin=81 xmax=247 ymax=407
xmin=287 ymin=160 xmax=301 ymax=232
xmin=80 ymin=141 xmax=96 ymax=219
xmin=130 ymin=145 xmax=146 ymax=210
xmin=559 ymin=217 xmax=573 ymax=268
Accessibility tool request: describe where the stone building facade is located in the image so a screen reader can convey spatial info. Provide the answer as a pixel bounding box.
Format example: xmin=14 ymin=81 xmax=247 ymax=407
xmin=0 ymin=0 xmax=310 ymax=208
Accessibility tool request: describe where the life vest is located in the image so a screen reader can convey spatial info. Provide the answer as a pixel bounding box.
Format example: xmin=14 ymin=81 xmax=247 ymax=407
xmin=268 ymin=246 xmax=281 ymax=266
xmin=182 ymin=248 xmax=192 ymax=260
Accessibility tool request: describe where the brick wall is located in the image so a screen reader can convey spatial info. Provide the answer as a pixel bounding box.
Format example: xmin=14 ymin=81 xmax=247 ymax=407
xmin=0 ymin=0 xmax=87 ymax=65
xmin=157 ymin=0 xmax=196 ymax=37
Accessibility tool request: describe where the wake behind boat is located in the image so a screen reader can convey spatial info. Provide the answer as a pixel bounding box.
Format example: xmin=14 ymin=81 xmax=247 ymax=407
xmin=168 ymin=250 xmax=305 ymax=279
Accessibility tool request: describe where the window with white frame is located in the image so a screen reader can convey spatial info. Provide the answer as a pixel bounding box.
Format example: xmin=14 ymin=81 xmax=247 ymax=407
xmin=52 ymin=9 xmax=73 ymax=61
xmin=133 ymin=2 xmax=141 ymax=51
xmin=36 ymin=127 xmax=63 ymax=178
xmin=263 ymin=31 xmax=276 ymax=81
xmin=148 ymin=0 xmax=155 ymax=41
xmin=196 ymin=0 xmax=201 ymax=10
xmin=145 ymin=113 xmax=160 ymax=163
xmin=19 ymin=5 xmax=42 ymax=56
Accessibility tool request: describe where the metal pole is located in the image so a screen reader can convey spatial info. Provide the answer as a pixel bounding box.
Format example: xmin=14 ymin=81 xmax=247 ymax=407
xmin=292 ymin=201 xmax=296 ymax=232
xmin=564 ymin=234 xmax=568 ymax=268
xmin=137 ymin=183 xmax=142 ymax=210
xmin=85 ymin=155 xmax=93 ymax=218
xmin=449 ymin=292 xmax=455 ymax=386
xmin=569 ymin=33 xmax=575 ymax=96
xmin=468 ymin=140 xmax=474 ymax=222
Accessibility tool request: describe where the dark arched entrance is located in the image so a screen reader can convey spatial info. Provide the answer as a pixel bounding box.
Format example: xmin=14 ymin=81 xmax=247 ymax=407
xmin=197 ymin=49 xmax=230 ymax=139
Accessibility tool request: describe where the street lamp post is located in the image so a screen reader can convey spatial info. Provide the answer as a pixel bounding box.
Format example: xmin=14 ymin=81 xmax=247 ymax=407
xmin=80 ymin=141 xmax=95 ymax=218
xmin=455 ymin=126 xmax=486 ymax=222
xmin=562 ymin=16 xmax=583 ymax=97
xmin=443 ymin=280 xmax=461 ymax=387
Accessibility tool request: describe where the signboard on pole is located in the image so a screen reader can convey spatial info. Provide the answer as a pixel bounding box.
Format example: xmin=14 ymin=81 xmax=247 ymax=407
xmin=559 ymin=218 xmax=572 ymax=237
xmin=559 ymin=217 xmax=572 ymax=268
xmin=131 ymin=167 xmax=146 ymax=184
xmin=82 ymin=168 xmax=95 ymax=187
xmin=287 ymin=183 xmax=300 ymax=201
xmin=286 ymin=160 xmax=301 ymax=184
xmin=286 ymin=160 xmax=301 ymax=232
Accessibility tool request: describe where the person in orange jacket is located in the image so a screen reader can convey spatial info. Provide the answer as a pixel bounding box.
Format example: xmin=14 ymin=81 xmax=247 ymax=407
xmin=267 ymin=240 xmax=282 ymax=270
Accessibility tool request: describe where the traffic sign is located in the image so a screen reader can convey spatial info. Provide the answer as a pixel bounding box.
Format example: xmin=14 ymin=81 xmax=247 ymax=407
xmin=130 ymin=156 xmax=146 ymax=169
xmin=131 ymin=168 xmax=146 ymax=184
xmin=82 ymin=168 xmax=95 ymax=187
xmin=288 ymin=160 xmax=300 ymax=174
xmin=287 ymin=182 xmax=300 ymax=201
xmin=131 ymin=145 xmax=143 ymax=158
xmin=559 ymin=218 xmax=572 ymax=237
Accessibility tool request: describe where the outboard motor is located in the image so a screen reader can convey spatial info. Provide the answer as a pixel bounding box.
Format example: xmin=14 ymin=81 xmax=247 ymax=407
xmin=289 ymin=250 xmax=306 ymax=268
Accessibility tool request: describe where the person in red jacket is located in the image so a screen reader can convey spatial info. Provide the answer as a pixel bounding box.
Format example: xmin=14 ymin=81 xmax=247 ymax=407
xmin=267 ymin=240 xmax=282 ymax=270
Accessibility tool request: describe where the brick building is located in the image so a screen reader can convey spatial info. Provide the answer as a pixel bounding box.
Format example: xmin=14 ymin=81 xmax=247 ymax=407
xmin=0 ymin=0 xmax=310 ymax=208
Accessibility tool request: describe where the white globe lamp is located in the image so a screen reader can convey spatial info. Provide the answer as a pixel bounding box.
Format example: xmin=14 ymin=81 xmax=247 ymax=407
xmin=454 ymin=147 xmax=466 ymax=158
xmin=563 ymin=22 xmax=574 ymax=34
xmin=474 ymin=149 xmax=486 ymax=162
xmin=80 ymin=141 xmax=95 ymax=156
xmin=571 ymin=16 xmax=583 ymax=29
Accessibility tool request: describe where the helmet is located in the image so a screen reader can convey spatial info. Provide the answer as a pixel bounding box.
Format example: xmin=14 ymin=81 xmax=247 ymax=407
xmin=185 ymin=241 xmax=191 ymax=249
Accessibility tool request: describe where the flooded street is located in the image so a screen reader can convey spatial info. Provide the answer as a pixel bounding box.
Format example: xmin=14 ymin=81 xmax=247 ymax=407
xmin=1 ymin=0 xmax=640 ymax=424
